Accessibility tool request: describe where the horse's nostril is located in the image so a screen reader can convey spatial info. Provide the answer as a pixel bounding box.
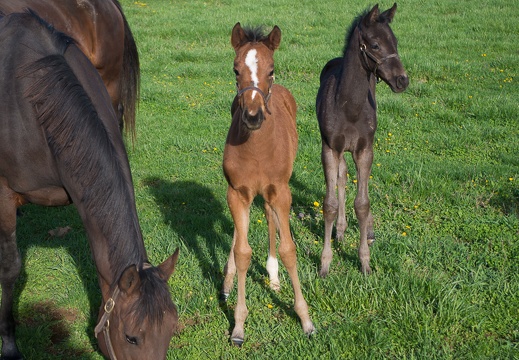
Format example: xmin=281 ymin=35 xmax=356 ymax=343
xmin=397 ymin=75 xmax=409 ymax=89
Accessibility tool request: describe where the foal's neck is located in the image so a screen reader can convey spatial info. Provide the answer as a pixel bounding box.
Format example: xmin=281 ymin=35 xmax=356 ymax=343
xmin=339 ymin=27 xmax=377 ymax=108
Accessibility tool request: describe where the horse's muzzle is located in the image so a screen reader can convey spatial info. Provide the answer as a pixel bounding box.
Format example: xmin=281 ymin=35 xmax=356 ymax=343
xmin=242 ymin=108 xmax=265 ymax=130
xmin=394 ymin=75 xmax=409 ymax=92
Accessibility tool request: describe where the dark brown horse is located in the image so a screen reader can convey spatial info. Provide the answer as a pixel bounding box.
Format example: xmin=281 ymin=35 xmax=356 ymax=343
xmin=316 ymin=3 xmax=409 ymax=276
xmin=0 ymin=0 xmax=140 ymax=138
xmin=221 ymin=23 xmax=315 ymax=346
xmin=0 ymin=12 xmax=176 ymax=359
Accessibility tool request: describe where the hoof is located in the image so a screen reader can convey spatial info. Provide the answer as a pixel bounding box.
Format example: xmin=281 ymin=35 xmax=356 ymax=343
xmin=219 ymin=292 xmax=229 ymax=302
xmin=231 ymin=337 xmax=244 ymax=347
xmin=361 ymin=265 xmax=372 ymax=275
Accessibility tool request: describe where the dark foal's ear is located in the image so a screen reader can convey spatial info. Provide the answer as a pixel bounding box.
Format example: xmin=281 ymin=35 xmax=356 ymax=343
xmin=231 ymin=22 xmax=246 ymax=52
xmin=380 ymin=3 xmax=397 ymax=23
xmin=264 ymin=25 xmax=281 ymax=51
xmin=119 ymin=265 xmax=141 ymax=295
xmin=157 ymin=248 xmax=180 ymax=281
xmin=364 ymin=4 xmax=380 ymax=26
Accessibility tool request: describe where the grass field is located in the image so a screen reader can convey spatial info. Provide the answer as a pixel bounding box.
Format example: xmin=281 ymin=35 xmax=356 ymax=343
xmin=5 ymin=0 xmax=519 ymax=359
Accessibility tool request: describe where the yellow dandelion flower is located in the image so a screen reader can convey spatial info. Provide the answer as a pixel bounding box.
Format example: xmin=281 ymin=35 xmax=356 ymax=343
xmin=402 ymin=232 xmax=407 ymax=236
xmin=313 ymin=201 xmax=320 ymax=207
xmin=267 ymin=304 xmax=273 ymax=309
xmin=257 ymin=219 xmax=262 ymax=224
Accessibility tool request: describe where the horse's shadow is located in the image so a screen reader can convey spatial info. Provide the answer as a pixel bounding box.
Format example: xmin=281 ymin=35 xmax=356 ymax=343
xmin=14 ymin=205 xmax=101 ymax=359
xmin=145 ymin=178 xmax=325 ymax=333
xmin=143 ymin=178 xmax=234 ymax=290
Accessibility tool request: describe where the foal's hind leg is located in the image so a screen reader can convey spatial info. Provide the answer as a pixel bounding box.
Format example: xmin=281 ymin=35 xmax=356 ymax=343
xmin=320 ymin=145 xmax=340 ymax=277
xmin=353 ymin=148 xmax=374 ymax=274
xmin=0 ymin=180 xmax=23 ymax=359
xmin=266 ymin=185 xmax=314 ymax=336
xmin=336 ymin=154 xmax=348 ymax=241
xmin=264 ymin=203 xmax=280 ymax=292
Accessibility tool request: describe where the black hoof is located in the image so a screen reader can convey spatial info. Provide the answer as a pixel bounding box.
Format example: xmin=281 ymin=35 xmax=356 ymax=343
xmin=231 ymin=337 xmax=244 ymax=347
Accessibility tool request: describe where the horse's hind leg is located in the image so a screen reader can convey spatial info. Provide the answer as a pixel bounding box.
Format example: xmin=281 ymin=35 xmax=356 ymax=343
xmin=267 ymin=185 xmax=314 ymax=336
xmin=336 ymin=154 xmax=348 ymax=241
xmin=264 ymin=202 xmax=280 ymax=291
xmin=320 ymin=145 xmax=340 ymax=277
xmin=0 ymin=179 xmax=23 ymax=359
xmin=353 ymin=148 xmax=374 ymax=275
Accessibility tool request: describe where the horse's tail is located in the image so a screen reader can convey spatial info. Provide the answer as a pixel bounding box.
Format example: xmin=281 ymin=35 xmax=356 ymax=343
xmin=113 ymin=0 xmax=140 ymax=142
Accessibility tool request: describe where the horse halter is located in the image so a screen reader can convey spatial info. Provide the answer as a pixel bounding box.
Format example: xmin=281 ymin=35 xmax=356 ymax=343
xmin=94 ymin=263 xmax=152 ymax=360
xmin=236 ymin=76 xmax=273 ymax=115
xmin=358 ymin=28 xmax=399 ymax=79
xmin=95 ymin=286 xmax=121 ymax=360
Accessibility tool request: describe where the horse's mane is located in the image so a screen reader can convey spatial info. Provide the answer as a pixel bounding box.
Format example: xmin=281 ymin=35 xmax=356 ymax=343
xmin=18 ymin=12 xmax=144 ymax=278
xmin=240 ymin=25 xmax=269 ymax=43
xmin=342 ymin=6 xmax=393 ymax=56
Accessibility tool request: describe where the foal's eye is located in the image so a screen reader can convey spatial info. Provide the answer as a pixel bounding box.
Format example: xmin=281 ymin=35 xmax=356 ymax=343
xmin=268 ymin=70 xmax=274 ymax=77
xmin=125 ymin=335 xmax=138 ymax=345
xmin=371 ymin=43 xmax=380 ymax=50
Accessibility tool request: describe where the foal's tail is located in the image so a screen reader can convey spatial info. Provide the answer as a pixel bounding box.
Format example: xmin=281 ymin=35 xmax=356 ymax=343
xmin=113 ymin=0 xmax=140 ymax=142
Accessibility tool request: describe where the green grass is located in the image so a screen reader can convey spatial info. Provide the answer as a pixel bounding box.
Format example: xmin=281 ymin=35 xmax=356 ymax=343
xmin=4 ymin=0 xmax=519 ymax=358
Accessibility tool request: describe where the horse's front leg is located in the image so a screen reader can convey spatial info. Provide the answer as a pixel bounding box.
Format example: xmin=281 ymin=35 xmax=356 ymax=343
xmin=264 ymin=203 xmax=280 ymax=292
xmin=336 ymin=154 xmax=348 ymax=241
xmin=0 ymin=182 xmax=23 ymax=359
xmin=320 ymin=144 xmax=340 ymax=277
xmin=353 ymin=147 xmax=374 ymax=275
xmin=267 ymin=185 xmax=315 ymax=336
xmin=224 ymin=186 xmax=252 ymax=347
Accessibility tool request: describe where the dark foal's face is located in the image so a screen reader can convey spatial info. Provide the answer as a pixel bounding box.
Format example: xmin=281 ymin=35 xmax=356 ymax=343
xmin=231 ymin=23 xmax=281 ymax=130
xmin=360 ymin=4 xmax=409 ymax=93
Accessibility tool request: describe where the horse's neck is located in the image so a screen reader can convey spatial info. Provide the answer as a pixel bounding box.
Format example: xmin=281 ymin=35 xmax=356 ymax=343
xmin=338 ymin=30 xmax=376 ymax=109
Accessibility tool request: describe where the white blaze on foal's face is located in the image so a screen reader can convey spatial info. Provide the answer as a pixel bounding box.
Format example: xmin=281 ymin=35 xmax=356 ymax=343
xmin=245 ymin=49 xmax=259 ymax=99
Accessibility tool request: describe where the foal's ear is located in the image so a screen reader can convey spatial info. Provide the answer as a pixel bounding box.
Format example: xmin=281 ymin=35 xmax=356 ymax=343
xmin=231 ymin=22 xmax=246 ymax=51
xmin=157 ymin=248 xmax=180 ymax=281
xmin=380 ymin=3 xmax=397 ymax=23
xmin=364 ymin=4 xmax=380 ymax=26
xmin=264 ymin=25 xmax=281 ymax=51
xmin=119 ymin=265 xmax=141 ymax=296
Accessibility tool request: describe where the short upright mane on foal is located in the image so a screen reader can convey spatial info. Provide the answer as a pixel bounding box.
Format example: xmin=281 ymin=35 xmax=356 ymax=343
xmin=235 ymin=25 xmax=269 ymax=45
xmin=342 ymin=7 xmax=394 ymax=55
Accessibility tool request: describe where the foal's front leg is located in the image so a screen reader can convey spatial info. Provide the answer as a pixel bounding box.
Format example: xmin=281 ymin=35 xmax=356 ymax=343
xmin=320 ymin=145 xmax=340 ymax=277
xmin=353 ymin=148 xmax=374 ymax=274
xmin=268 ymin=186 xmax=314 ymax=336
xmin=224 ymin=186 xmax=252 ymax=346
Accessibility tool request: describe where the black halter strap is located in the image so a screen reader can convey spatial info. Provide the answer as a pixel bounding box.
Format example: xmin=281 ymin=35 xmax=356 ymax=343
xmin=236 ymin=76 xmax=273 ymax=114
xmin=357 ymin=28 xmax=399 ymax=79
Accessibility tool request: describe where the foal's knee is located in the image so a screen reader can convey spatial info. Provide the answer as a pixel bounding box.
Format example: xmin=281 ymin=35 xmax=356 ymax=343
xmin=354 ymin=196 xmax=370 ymax=219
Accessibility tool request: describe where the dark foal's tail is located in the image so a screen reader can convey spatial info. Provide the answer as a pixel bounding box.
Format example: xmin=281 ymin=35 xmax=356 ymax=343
xmin=113 ymin=0 xmax=140 ymax=142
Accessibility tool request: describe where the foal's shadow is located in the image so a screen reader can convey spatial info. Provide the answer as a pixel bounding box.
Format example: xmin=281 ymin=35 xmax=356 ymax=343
xmin=145 ymin=178 xmax=315 ymax=334
xmin=144 ymin=178 xmax=233 ymax=291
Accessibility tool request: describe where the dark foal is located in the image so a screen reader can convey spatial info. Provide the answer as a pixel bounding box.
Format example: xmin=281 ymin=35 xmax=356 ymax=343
xmin=316 ymin=3 xmax=409 ymax=276
xmin=221 ymin=23 xmax=315 ymax=346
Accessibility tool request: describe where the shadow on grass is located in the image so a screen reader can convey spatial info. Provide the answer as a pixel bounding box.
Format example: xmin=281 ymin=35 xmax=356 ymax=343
xmin=13 ymin=205 xmax=101 ymax=359
xmin=144 ymin=177 xmax=320 ymax=337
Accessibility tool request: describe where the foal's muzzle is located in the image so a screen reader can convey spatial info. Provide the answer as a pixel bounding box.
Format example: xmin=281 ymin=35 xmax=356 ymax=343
xmin=242 ymin=107 xmax=265 ymax=130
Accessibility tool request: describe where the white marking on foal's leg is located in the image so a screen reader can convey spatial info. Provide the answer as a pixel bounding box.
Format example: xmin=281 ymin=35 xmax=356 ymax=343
xmin=266 ymin=255 xmax=280 ymax=291
xmin=245 ymin=49 xmax=258 ymax=99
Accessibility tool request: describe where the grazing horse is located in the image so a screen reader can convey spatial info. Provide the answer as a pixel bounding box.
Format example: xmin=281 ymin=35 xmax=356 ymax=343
xmin=221 ymin=23 xmax=315 ymax=346
xmin=0 ymin=0 xmax=140 ymax=138
xmin=0 ymin=12 xmax=177 ymax=360
xmin=316 ymin=3 xmax=409 ymax=276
